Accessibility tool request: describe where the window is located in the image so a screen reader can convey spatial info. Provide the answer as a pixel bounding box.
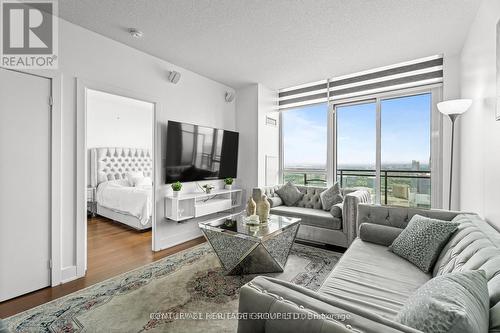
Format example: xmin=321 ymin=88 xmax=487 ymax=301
xmin=282 ymin=103 xmax=328 ymax=186
xmin=335 ymin=92 xmax=432 ymax=208
xmin=336 ymin=101 xmax=377 ymax=201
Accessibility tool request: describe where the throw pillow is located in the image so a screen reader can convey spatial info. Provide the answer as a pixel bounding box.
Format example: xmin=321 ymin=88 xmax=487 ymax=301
xmin=389 ymin=215 xmax=459 ymax=273
xmin=330 ymin=202 xmax=343 ymax=218
xmin=267 ymin=196 xmax=283 ymax=208
xmin=396 ymin=270 xmax=489 ymax=333
xmin=275 ymin=182 xmax=303 ymax=206
xmin=320 ymin=182 xmax=343 ymax=211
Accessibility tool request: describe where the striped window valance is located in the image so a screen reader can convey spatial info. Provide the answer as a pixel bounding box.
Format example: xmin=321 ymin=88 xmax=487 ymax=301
xmin=278 ymin=55 xmax=443 ymax=110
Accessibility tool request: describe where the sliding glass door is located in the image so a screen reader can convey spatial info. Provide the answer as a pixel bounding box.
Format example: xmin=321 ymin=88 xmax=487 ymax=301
xmin=335 ymin=92 xmax=432 ymax=208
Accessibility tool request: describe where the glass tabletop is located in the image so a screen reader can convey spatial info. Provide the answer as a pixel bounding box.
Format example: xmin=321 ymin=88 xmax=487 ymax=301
xmin=198 ymin=212 xmax=301 ymax=240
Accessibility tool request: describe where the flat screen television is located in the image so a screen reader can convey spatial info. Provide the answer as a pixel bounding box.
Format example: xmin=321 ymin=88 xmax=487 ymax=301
xmin=165 ymin=121 xmax=239 ymax=183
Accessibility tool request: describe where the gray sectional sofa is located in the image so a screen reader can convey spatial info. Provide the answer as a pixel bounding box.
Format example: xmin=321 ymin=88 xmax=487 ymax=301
xmin=253 ymin=185 xmax=371 ymax=248
xmin=237 ymin=204 xmax=500 ymax=333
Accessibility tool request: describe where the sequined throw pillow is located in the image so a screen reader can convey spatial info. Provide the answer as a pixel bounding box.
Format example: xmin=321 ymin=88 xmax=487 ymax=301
xmin=275 ymin=182 xmax=303 ymax=207
xmin=396 ymin=270 xmax=489 ymax=333
xmin=389 ymin=215 xmax=459 ymax=273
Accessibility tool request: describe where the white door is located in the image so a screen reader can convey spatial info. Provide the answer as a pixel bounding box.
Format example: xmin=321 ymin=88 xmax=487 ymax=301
xmin=0 ymin=69 xmax=51 ymax=301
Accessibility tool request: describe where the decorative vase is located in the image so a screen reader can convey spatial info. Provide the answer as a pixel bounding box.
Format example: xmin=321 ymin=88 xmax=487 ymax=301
xmin=246 ymin=197 xmax=256 ymax=216
xmin=173 ymin=191 xmax=180 ymax=197
xmin=225 ymin=184 xmax=232 ymax=190
xmin=257 ymin=195 xmax=270 ymax=223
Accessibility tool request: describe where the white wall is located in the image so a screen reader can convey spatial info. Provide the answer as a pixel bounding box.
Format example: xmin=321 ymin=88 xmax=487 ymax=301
xmin=235 ymin=83 xmax=279 ymax=200
xmin=87 ymin=89 xmax=153 ymax=150
xmin=52 ymin=18 xmax=235 ymax=278
xmin=257 ymin=84 xmax=280 ymax=187
xmin=442 ymin=53 xmax=462 ymax=210
xmin=235 ymin=84 xmax=259 ymax=197
xmin=459 ymin=0 xmax=500 ymax=230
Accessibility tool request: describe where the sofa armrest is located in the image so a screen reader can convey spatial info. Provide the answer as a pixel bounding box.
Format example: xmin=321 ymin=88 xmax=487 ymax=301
xmin=359 ymin=223 xmax=403 ymax=246
xmin=253 ymin=186 xmax=281 ymax=203
xmin=238 ymin=276 xmax=420 ymax=333
xmin=342 ymin=189 xmax=371 ymax=245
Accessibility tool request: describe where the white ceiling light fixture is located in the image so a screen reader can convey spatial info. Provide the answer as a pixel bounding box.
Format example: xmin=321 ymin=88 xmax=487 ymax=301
xmin=167 ymin=70 xmax=181 ymax=84
xmin=225 ymin=92 xmax=235 ymax=103
xmin=128 ymin=28 xmax=143 ymax=39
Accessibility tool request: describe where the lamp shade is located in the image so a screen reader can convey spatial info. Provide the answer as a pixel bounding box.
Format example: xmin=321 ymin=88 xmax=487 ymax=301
xmin=437 ymin=99 xmax=472 ymax=115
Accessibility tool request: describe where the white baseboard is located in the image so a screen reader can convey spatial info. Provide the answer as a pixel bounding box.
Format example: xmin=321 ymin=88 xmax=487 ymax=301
xmin=156 ymin=228 xmax=203 ymax=251
xmin=60 ymin=265 xmax=78 ymax=284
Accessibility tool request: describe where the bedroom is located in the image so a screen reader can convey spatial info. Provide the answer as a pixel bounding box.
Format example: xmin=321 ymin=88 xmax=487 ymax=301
xmin=85 ymin=88 xmax=155 ymax=273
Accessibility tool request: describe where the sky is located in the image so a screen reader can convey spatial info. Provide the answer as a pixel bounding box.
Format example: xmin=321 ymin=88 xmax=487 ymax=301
xmin=283 ymin=93 xmax=431 ymax=169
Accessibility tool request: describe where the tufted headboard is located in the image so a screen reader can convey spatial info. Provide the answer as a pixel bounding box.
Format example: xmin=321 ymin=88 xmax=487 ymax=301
xmin=89 ymin=147 xmax=152 ymax=187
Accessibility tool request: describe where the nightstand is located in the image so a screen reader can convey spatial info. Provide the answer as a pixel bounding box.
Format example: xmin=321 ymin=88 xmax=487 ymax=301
xmin=87 ymin=187 xmax=96 ymax=217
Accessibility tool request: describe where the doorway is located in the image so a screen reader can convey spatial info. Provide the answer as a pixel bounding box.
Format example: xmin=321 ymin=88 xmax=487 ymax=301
xmin=80 ymin=84 xmax=157 ymax=279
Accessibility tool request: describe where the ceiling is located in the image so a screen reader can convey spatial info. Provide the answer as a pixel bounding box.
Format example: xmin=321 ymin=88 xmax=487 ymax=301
xmin=58 ymin=0 xmax=481 ymax=90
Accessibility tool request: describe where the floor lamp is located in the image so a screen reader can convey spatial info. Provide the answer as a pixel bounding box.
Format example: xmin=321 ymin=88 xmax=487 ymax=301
xmin=437 ymin=99 xmax=472 ymax=210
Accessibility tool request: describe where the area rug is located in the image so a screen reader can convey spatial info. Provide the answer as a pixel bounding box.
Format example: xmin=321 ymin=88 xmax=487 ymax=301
xmin=5 ymin=243 xmax=342 ymax=333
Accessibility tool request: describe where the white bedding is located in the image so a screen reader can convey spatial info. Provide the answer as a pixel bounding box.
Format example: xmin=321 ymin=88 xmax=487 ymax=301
xmin=96 ymin=179 xmax=152 ymax=225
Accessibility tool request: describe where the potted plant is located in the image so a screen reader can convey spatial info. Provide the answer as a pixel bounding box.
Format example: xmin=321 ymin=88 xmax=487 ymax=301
xmin=171 ymin=181 xmax=182 ymax=197
xmin=224 ymin=177 xmax=234 ymax=190
xmin=202 ymin=184 xmax=215 ymax=194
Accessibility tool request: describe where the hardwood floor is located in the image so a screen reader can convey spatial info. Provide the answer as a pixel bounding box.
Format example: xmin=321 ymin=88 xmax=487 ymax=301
xmin=0 ymin=216 xmax=205 ymax=318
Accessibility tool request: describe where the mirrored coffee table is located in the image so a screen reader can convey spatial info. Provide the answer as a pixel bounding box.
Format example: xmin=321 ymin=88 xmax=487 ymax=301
xmin=199 ymin=212 xmax=301 ymax=275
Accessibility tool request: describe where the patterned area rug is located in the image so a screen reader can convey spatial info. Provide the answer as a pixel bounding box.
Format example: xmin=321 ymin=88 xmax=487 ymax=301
xmin=6 ymin=243 xmax=342 ymax=333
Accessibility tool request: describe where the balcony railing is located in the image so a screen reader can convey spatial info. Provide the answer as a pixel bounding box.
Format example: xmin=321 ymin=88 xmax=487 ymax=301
xmin=283 ymin=168 xmax=431 ymax=208
xmin=337 ymin=169 xmax=431 ymax=208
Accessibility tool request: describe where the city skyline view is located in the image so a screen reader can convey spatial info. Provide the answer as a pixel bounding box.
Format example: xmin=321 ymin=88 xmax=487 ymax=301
xmin=282 ymin=93 xmax=431 ymax=170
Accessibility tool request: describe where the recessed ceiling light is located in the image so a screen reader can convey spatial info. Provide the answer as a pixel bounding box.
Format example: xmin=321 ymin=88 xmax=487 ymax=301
xmin=129 ymin=28 xmax=144 ymax=39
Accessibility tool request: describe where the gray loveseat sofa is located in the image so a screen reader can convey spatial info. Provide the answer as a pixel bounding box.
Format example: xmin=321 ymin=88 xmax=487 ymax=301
xmin=237 ymin=204 xmax=500 ymax=333
xmin=253 ymin=185 xmax=371 ymax=248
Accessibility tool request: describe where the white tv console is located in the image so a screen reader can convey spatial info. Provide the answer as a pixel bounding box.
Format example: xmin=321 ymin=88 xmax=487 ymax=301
xmin=164 ymin=188 xmax=243 ymax=222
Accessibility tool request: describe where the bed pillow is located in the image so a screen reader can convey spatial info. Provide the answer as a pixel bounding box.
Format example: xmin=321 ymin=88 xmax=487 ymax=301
xmin=396 ymin=270 xmax=489 ymax=333
xmin=126 ymin=171 xmax=144 ymax=187
xmin=320 ymin=182 xmax=343 ymax=211
xmin=389 ymin=215 xmax=459 ymax=273
xmin=275 ymin=182 xmax=303 ymax=206
xmin=135 ymin=176 xmax=152 ymax=187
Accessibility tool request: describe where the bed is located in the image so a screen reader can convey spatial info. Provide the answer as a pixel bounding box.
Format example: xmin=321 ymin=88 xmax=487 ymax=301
xmin=90 ymin=147 xmax=153 ymax=230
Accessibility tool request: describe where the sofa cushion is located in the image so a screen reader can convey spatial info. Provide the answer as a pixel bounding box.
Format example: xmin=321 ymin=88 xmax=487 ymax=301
xmin=270 ymin=206 xmax=342 ymax=230
xmin=320 ymin=182 xmax=343 ymax=211
xmin=275 ymin=182 xmax=303 ymax=206
xmin=389 ymin=215 xmax=459 ymax=273
xmin=319 ymin=239 xmax=431 ymax=319
xmin=295 ymin=186 xmax=324 ymax=209
xmin=396 ymin=270 xmax=489 ymax=333
xmin=433 ymin=213 xmax=500 ymax=331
